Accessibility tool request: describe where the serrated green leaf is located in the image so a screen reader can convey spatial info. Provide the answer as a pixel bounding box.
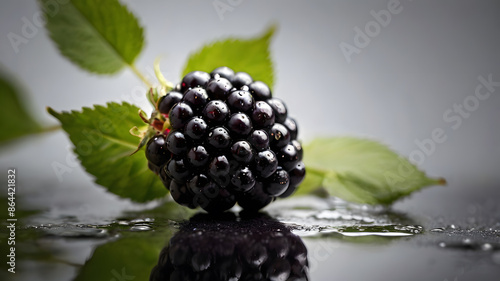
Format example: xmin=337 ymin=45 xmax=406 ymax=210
xmin=0 ymin=71 xmax=42 ymax=146
xmin=39 ymin=0 xmax=144 ymax=74
xmin=48 ymin=102 xmax=167 ymax=202
xmin=300 ymin=137 xmax=445 ymax=205
xmin=182 ymin=25 xmax=276 ymax=88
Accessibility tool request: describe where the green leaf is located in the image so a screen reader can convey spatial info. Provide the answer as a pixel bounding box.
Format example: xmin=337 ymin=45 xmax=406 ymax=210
xmin=0 ymin=71 xmax=42 ymax=145
xmin=182 ymin=25 xmax=276 ymax=88
xmin=39 ymin=0 xmax=144 ymax=74
xmin=48 ymin=102 xmax=167 ymax=202
xmin=300 ymin=137 xmax=445 ymax=205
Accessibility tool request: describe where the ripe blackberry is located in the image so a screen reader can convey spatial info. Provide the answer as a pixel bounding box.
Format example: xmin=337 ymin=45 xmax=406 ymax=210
xmin=180 ymin=71 xmax=211 ymax=92
xmin=149 ymin=213 xmax=309 ymax=281
xmin=145 ymin=135 xmax=169 ymax=173
xmin=232 ymin=72 xmax=253 ymax=89
xmin=157 ymin=91 xmax=183 ymax=115
xmin=146 ymin=67 xmax=305 ymax=213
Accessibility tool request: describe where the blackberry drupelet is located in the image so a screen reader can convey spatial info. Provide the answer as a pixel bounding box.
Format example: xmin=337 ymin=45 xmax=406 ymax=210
xmin=146 ymin=67 xmax=305 ymax=213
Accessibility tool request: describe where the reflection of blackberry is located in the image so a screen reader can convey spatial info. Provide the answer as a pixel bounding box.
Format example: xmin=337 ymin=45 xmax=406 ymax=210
xmin=149 ymin=213 xmax=309 ymax=281
xmin=147 ymin=67 xmax=305 ymax=213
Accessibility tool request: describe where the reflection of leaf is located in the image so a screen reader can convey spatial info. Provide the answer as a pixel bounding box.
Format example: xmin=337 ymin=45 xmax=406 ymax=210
xmin=73 ymin=202 xmax=191 ymax=281
xmin=73 ymin=234 xmax=168 ymax=281
xmin=183 ymin=25 xmax=276 ymax=88
xmin=299 ymin=137 xmax=445 ymax=205
xmin=39 ymin=0 xmax=144 ymax=74
xmin=0 ymin=72 xmax=42 ymax=145
xmin=48 ymin=103 xmax=167 ymax=202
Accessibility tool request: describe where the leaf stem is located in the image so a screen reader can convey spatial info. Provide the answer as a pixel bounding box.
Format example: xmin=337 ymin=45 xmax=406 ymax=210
xmin=129 ymin=64 xmax=153 ymax=88
xmin=39 ymin=124 xmax=62 ymax=134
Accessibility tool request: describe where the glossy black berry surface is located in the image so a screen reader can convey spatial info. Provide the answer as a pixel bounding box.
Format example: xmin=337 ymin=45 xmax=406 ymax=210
xmin=211 ymin=66 xmax=235 ymax=81
xmin=145 ymin=135 xmax=169 ymax=168
xmin=231 ymin=71 xmax=253 ymax=89
xmin=206 ymin=76 xmax=233 ymax=100
xmin=181 ymin=71 xmax=211 ymax=92
xmin=146 ymin=67 xmax=305 ymax=213
xmin=158 ymin=91 xmax=183 ymax=115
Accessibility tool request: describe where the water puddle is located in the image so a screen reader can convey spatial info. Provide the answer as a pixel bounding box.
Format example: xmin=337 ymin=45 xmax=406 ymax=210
xmin=265 ymin=197 xmax=423 ymax=238
xmin=24 ymin=217 xmax=159 ymax=239
xmin=22 ymin=197 xmax=499 ymax=249
xmin=12 ymin=198 xmax=500 ymax=281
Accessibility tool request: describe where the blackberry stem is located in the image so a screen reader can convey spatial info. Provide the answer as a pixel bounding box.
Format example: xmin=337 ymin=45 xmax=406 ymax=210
xmin=38 ymin=124 xmax=62 ymax=134
xmin=154 ymin=57 xmax=174 ymax=91
xmin=129 ymin=64 xmax=153 ymax=88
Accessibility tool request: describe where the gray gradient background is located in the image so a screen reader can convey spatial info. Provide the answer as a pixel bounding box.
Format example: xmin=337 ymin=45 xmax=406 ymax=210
xmin=1 ymin=0 xmax=500 ymax=280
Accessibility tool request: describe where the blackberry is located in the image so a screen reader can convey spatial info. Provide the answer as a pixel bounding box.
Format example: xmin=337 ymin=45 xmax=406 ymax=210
xmin=248 ymin=129 xmax=270 ymax=152
xmin=146 ymin=67 xmax=305 ymax=213
xmin=254 ymin=150 xmax=278 ymax=178
xmin=227 ymin=90 xmax=255 ymax=113
xmin=252 ymin=101 xmax=275 ymax=128
xmin=269 ymin=123 xmax=291 ymax=149
xmin=230 ymin=167 xmax=256 ymax=192
xmin=149 ymin=213 xmax=309 ymax=281
xmin=180 ymin=71 xmax=211 ymax=92
xmin=206 ymin=76 xmax=233 ymax=100
xmin=249 ymin=81 xmax=272 ymax=101
xmin=207 ymin=127 xmax=231 ymax=150
xmin=169 ymin=102 xmax=194 ymax=130
xmin=145 ymin=135 xmax=169 ymax=172
xmin=202 ymin=100 xmax=230 ymax=126
xmin=283 ymin=118 xmax=298 ymax=141
xmin=232 ymin=71 xmax=253 ymax=89
xmin=182 ymin=87 xmax=209 ymax=113
xmin=267 ymin=98 xmax=288 ymax=123
xmin=211 ymin=66 xmax=235 ymax=81
xmin=184 ymin=117 xmax=208 ymax=140
xmin=158 ymin=91 xmax=183 ymax=115
xmin=227 ymin=113 xmax=252 ymax=136
xmin=264 ymin=167 xmax=290 ymax=196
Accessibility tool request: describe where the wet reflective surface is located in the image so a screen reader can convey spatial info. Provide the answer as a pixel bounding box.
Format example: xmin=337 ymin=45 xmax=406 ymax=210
xmin=2 ymin=194 xmax=499 ymax=281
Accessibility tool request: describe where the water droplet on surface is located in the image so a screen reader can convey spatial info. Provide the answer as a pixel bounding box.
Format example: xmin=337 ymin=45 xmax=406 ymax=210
xmin=130 ymin=218 xmax=145 ymax=224
xmin=117 ymin=220 xmax=130 ymax=226
xmin=431 ymin=227 xmax=445 ymax=232
xmin=439 ymin=242 xmax=447 ymax=248
xmin=130 ymin=225 xmax=152 ymax=232
xmin=361 ymin=217 xmax=375 ymax=223
xmin=481 ymin=243 xmax=493 ymax=251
